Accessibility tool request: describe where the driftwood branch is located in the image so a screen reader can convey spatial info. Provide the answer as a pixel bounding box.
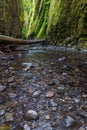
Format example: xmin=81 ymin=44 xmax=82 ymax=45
xmin=0 ymin=35 xmax=46 ymax=45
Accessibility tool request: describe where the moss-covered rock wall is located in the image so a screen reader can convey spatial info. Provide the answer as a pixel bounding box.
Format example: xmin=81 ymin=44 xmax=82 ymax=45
xmin=0 ymin=0 xmax=24 ymax=37
xmin=28 ymin=0 xmax=50 ymax=39
xmin=29 ymin=0 xmax=87 ymax=48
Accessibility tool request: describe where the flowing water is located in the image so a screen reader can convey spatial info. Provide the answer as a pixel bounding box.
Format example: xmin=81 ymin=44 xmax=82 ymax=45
xmin=0 ymin=45 xmax=87 ymax=130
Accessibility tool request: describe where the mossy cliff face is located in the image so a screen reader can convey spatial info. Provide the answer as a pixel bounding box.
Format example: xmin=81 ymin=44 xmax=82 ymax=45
xmin=28 ymin=0 xmax=50 ymax=38
xmin=29 ymin=0 xmax=87 ymax=48
xmin=0 ymin=0 xmax=24 ymax=37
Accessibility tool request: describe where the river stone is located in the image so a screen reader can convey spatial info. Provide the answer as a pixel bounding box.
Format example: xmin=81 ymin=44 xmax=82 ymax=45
xmin=73 ymin=98 xmax=80 ymax=103
xmin=0 ymin=109 xmax=5 ymax=116
xmin=52 ymin=107 xmax=57 ymax=111
xmin=5 ymin=112 xmax=13 ymax=122
xmin=0 ymin=85 xmax=7 ymax=92
xmin=63 ymin=116 xmax=80 ymax=128
xmin=22 ymin=63 xmax=34 ymax=71
xmin=8 ymin=93 xmax=17 ymax=99
xmin=46 ymin=91 xmax=55 ymax=98
xmin=50 ymin=99 xmax=57 ymax=107
xmin=32 ymin=90 xmax=41 ymax=97
xmin=65 ymin=116 xmax=74 ymax=127
xmin=0 ymin=124 xmax=10 ymax=130
xmin=24 ymin=124 xmax=31 ymax=130
xmin=79 ymin=127 xmax=85 ymax=130
xmin=8 ymin=76 xmax=15 ymax=83
xmin=58 ymin=57 xmax=66 ymax=62
xmin=45 ymin=115 xmax=51 ymax=120
xmin=24 ymin=110 xmax=38 ymax=120
xmin=1 ymin=56 xmax=7 ymax=60
xmin=48 ymin=80 xmax=55 ymax=85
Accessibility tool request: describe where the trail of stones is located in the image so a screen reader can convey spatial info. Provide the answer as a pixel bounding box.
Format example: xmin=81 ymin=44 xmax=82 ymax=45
xmin=0 ymin=46 xmax=87 ymax=130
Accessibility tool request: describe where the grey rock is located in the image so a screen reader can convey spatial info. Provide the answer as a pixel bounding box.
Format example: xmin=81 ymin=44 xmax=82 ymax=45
xmin=2 ymin=63 xmax=8 ymax=66
xmin=0 ymin=85 xmax=7 ymax=92
xmin=0 ymin=109 xmax=5 ymax=116
xmin=24 ymin=110 xmax=38 ymax=120
xmin=58 ymin=57 xmax=66 ymax=62
xmin=57 ymin=85 xmax=65 ymax=90
xmin=61 ymin=116 xmax=80 ymax=128
xmin=50 ymin=99 xmax=57 ymax=107
xmin=22 ymin=63 xmax=34 ymax=71
xmin=24 ymin=124 xmax=31 ymax=130
xmin=79 ymin=127 xmax=85 ymax=130
xmin=1 ymin=56 xmax=7 ymax=60
xmin=32 ymin=90 xmax=41 ymax=98
xmin=5 ymin=112 xmax=13 ymax=122
xmin=85 ymin=127 xmax=87 ymax=130
xmin=48 ymin=80 xmax=55 ymax=86
xmin=73 ymin=98 xmax=80 ymax=103
xmin=65 ymin=116 xmax=74 ymax=127
xmin=8 ymin=76 xmax=15 ymax=83
xmin=8 ymin=93 xmax=17 ymax=99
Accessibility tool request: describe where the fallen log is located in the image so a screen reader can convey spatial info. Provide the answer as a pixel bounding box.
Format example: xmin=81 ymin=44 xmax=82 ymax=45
xmin=0 ymin=35 xmax=46 ymax=45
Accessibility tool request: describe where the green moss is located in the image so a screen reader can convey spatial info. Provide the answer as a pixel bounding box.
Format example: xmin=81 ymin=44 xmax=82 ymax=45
xmin=28 ymin=0 xmax=50 ymax=39
xmin=23 ymin=0 xmax=87 ymax=48
xmin=0 ymin=0 xmax=24 ymax=37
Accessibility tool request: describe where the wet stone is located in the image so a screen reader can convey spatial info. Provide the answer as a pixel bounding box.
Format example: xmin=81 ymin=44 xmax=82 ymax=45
xmin=32 ymin=90 xmax=41 ymax=98
xmin=57 ymin=85 xmax=65 ymax=90
xmin=22 ymin=63 xmax=34 ymax=71
xmin=51 ymin=107 xmax=57 ymax=111
xmin=65 ymin=116 xmax=74 ymax=127
xmin=1 ymin=56 xmax=7 ymax=60
xmin=24 ymin=110 xmax=38 ymax=121
xmin=58 ymin=57 xmax=66 ymax=62
xmin=79 ymin=127 xmax=85 ymax=130
xmin=60 ymin=116 xmax=80 ymax=129
xmin=1 ymin=63 xmax=8 ymax=66
xmin=5 ymin=113 xmax=13 ymax=122
xmin=8 ymin=76 xmax=15 ymax=83
xmin=50 ymin=99 xmax=57 ymax=107
xmin=73 ymin=98 xmax=80 ymax=103
xmin=47 ymin=69 xmax=53 ymax=74
xmin=85 ymin=127 xmax=87 ymax=130
xmin=0 ymin=85 xmax=7 ymax=92
xmin=48 ymin=80 xmax=55 ymax=86
xmin=45 ymin=115 xmax=51 ymax=120
xmin=46 ymin=91 xmax=55 ymax=98
xmin=0 ymin=109 xmax=5 ymax=116
xmin=24 ymin=124 xmax=31 ymax=130
xmin=62 ymin=72 xmax=67 ymax=76
xmin=8 ymin=93 xmax=17 ymax=99
xmin=0 ymin=124 xmax=10 ymax=130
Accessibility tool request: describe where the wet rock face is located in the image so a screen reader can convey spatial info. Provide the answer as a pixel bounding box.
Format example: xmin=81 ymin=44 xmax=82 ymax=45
xmin=0 ymin=0 xmax=24 ymax=37
xmin=24 ymin=110 xmax=38 ymax=121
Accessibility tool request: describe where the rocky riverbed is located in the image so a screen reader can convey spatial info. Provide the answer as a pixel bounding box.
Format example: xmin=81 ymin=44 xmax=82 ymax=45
xmin=0 ymin=45 xmax=87 ymax=130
